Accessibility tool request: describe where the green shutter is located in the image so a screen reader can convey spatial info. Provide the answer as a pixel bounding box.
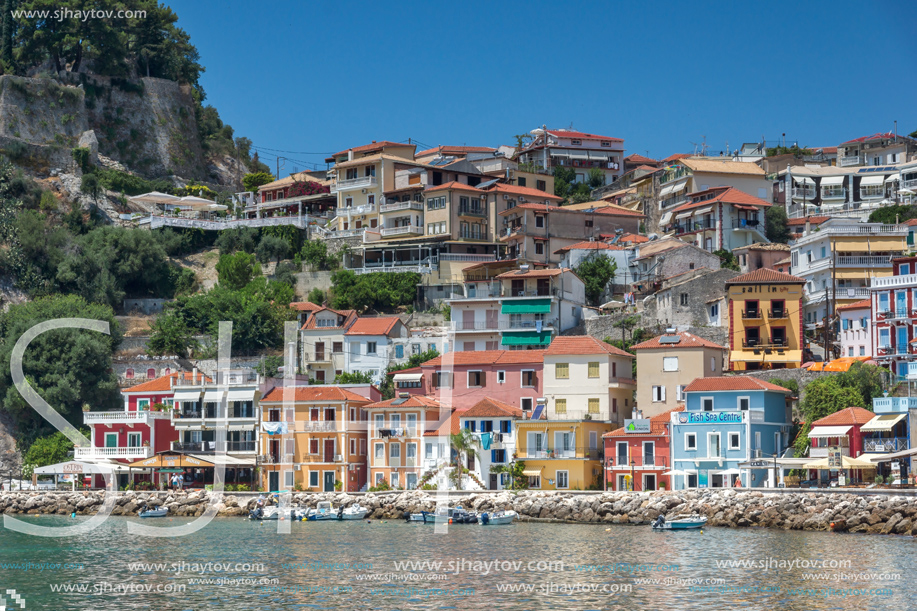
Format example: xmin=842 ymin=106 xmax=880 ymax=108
xmin=501 ymin=298 xmax=552 ymax=314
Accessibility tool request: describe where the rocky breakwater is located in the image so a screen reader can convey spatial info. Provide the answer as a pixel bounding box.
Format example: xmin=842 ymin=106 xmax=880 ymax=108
xmin=2 ymin=489 xmax=916 ymax=536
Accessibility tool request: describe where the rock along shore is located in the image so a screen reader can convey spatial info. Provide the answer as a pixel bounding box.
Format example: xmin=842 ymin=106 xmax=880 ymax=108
xmin=2 ymin=489 xmax=916 ymax=536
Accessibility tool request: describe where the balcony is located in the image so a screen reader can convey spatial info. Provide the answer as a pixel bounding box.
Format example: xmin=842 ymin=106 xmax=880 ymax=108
xmin=863 ymin=438 xmax=908 ymax=453
xmin=524 ymin=447 xmax=603 ymax=460
xmin=732 ymin=218 xmax=762 ymax=230
xmin=792 ymin=187 xmax=816 ymax=199
xmin=74 ymin=446 xmax=153 ymax=460
xmin=606 ymin=455 xmax=668 ymax=469
xmin=452 ymin=319 xmax=557 ymax=332
xmin=458 ymin=205 xmax=487 ymax=217
xmin=292 ymin=421 xmax=339 ymax=433
xmin=379 ymin=201 xmax=423 ymax=213
xmin=674 ymin=219 xmax=715 ymax=235
xmin=458 ymin=230 xmax=487 ymax=240
xmin=380 ymin=225 xmax=424 ymax=237
xmin=260 ymin=453 xmax=296 ymax=465
xmin=874 ymin=273 xmax=917 ymax=289
xmin=873 ymin=397 xmax=917 ymax=412
xmin=439 ymin=254 xmax=496 ymax=263
xmin=83 ymin=411 xmax=172 ymax=425
xmin=902 ymin=176 xmax=917 ymax=190
xmin=331 ymin=176 xmax=378 ymax=193
xmin=768 ymin=309 xmax=788 ymax=319
xmin=150 ymin=215 xmax=309 ymax=231
xmin=839 ymin=155 xmax=863 ymax=167
xmin=340 ymin=204 xmax=376 ymax=217
xmin=741 ymin=309 xmax=763 ymax=320
xmin=659 ymin=167 xmax=690 ymax=184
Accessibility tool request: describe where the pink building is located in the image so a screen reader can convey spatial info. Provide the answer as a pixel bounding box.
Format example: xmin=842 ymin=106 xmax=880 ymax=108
xmin=401 ymin=350 xmax=546 ymax=411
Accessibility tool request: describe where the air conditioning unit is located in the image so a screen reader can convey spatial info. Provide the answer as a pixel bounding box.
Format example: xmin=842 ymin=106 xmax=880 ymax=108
xmin=334 ymin=454 xmax=344 ymax=461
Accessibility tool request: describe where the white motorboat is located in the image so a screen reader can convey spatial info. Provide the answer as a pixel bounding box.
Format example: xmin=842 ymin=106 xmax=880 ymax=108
xmin=651 ymin=513 xmax=707 ymax=530
xmin=340 ymin=503 xmax=369 ymax=520
xmin=406 ymin=506 xmax=477 ymax=524
xmin=138 ymin=506 xmax=168 ymax=518
xmin=307 ymin=501 xmax=343 ymax=521
xmin=479 ymin=510 xmax=517 ymax=525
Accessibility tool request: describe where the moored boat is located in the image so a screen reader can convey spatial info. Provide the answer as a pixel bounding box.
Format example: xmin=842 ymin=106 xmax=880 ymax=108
xmin=407 ymin=505 xmax=477 ymax=524
xmin=651 ymin=513 xmax=707 ymax=530
xmin=340 ymin=503 xmax=369 ymax=520
xmin=138 ymin=506 xmax=168 ymax=518
xmin=479 ymin=510 xmax=517 ymax=525
xmin=306 ymin=501 xmax=343 ymax=521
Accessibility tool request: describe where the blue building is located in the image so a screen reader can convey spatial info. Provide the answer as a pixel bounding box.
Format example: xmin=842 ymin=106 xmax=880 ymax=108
xmin=864 ymin=395 xmax=914 ymax=481
xmin=670 ymin=377 xmax=792 ymax=489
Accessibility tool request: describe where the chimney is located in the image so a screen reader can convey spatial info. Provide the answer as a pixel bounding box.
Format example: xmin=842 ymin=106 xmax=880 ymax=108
xmin=804 ymin=219 xmax=811 ymax=235
xmin=192 ymin=367 xmax=198 ymax=384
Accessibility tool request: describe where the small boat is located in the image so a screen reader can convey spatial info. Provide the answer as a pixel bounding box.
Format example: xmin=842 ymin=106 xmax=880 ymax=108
xmin=479 ymin=510 xmax=518 ymax=525
xmin=138 ymin=506 xmax=168 ymax=518
xmin=651 ymin=513 xmax=707 ymax=530
xmin=307 ymin=501 xmax=343 ymax=521
xmin=249 ymin=505 xmax=306 ymax=521
xmin=407 ymin=505 xmax=477 ymax=524
xmin=340 ymin=503 xmax=369 ymax=520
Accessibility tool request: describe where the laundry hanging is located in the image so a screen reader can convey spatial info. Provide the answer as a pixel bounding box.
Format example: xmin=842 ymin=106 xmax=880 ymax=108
xmin=481 ymin=433 xmax=492 ymax=450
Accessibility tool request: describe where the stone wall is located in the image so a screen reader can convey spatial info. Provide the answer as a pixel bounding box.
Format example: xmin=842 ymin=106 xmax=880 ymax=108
xmin=294 ymin=271 xmax=334 ymax=299
xmin=3 ymin=489 xmax=917 ymax=536
xmin=643 ymin=267 xmax=739 ymax=330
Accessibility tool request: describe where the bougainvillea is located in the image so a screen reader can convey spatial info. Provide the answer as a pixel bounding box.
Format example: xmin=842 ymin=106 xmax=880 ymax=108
xmin=287 ymin=181 xmax=330 ymax=197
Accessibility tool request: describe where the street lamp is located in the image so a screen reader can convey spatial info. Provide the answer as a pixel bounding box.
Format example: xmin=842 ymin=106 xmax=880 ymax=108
xmin=630 ymin=459 xmax=636 ymax=492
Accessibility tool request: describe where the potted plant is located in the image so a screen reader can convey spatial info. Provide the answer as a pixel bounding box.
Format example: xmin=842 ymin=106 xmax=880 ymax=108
xmin=658 ymin=482 xmax=666 ymax=490
xmin=334 ymin=480 xmax=343 ymax=492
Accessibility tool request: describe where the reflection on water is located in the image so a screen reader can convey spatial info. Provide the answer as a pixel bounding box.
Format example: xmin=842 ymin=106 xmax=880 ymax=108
xmin=0 ymin=515 xmax=911 ymax=610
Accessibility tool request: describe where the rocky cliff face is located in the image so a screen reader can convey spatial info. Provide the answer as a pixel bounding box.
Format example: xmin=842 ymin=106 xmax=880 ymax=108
xmin=0 ymin=410 xmax=20 ymax=476
xmin=0 ymin=74 xmax=208 ymax=181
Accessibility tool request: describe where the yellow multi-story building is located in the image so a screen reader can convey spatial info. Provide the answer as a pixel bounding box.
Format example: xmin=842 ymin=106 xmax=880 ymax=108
xmin=726 ymin=268 xmax=805 ymax=371
xmin=515 ymin=419 xmax=611 ymax=491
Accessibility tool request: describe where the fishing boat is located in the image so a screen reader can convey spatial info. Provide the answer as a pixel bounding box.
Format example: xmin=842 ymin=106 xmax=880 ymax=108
xmin=138 ymin=505 xmax=168 ymax=518
xmin=479 ymin=510 xmax=518 ymax=525
xmin=651 ymin=513 xmax=707 ymax=530
xmin=306 ymin=501 xmax=343 ymax=521
xmin=249 ymin=505 xmax=305 ymax=521
xmin=406 ymin=505 xmax=477 ymax=524
xmin=340 ymin=503 xmax=369 ymax=520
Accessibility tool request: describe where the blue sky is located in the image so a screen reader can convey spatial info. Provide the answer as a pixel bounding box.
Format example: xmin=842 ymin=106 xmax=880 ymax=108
xmin=169 ymin=0 xmax=917 ymax=173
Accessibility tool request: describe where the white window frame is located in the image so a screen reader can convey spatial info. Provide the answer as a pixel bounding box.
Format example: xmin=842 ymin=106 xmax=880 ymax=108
xmin=520 ymin=397 xmax=533 ymax=411
xmin=309 ymin=471 xmax=319 ymax=487
xmin=521 ymin=369 xmax=535 ymax=388
xmin=528 ymin=475 xmax=541 ymax=489
xmin=104 ymin=432 xmax=118 ymax=448
xmin=642 ymin=441 xmax=655 ymax=466
xmin=467 ymin=370 xmax=483 ymax=388
xmin=127 ymin=432 xmax=142 ymax=448
xmin=701 ymin=397 xmax=714 ymax=412
xmin=497 ymin=370 xmax=506 ymax=384
xmin=556 ymin=470 xmax=569 ymax=489
xmin=652 ymin=385 xmax=666 ymax=402
xmin=685 ymin=432 xmax=696 ymax=450
xmin=737 ymin=396 xmax=750 ymax=411
xmin=284 ymin=470 xmax=294 ymax=488
xmin=710 ymin=356 xmax=717 ymax=372
xmin=425 ymin=442 xmax=433 ymax=459
xmin=708 ymin=432 xmax=722 ymax=458
xmin=366 ymin=341 xmax=377 ymax=355
xmin=675 ymin=385 xmax=686 ymax=402
xmin=373 ymin=443 xmax=385 ymax=466
xmin=137 ymin=398 xmax=151 ymax=410
xmin=729 ymin=432 xmax=741 ymax=450
xmin=662 ymin=356 xmax=678 ymax=372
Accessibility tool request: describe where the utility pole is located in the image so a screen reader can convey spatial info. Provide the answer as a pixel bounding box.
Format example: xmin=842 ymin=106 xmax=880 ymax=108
xmin=276 ymin=156 xmax=286 ymax=180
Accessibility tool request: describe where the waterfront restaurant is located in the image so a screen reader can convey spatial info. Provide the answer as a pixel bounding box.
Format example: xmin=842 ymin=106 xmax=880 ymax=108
xmin=669 ymin=377 xmax=792 ymax=489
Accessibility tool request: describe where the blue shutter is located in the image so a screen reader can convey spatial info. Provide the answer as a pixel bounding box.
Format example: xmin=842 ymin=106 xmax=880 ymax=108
xmin=470 ymin=421 xmax=476 ymax=432
xmin=842 ymin=319 xmax=849 ymax=330
xmin=395 ymin=344 xmax=404 ymax=359
xmin=464 ymin=421 xmax=470 ymax=430
xmin=491 ymin=450 xmax=496 ymax=462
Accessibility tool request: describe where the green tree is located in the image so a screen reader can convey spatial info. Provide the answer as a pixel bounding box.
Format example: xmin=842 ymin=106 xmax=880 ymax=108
xmin=243 ymin=276 xmax=294 ymax=306
xmin=23 ymin=430 xmax=85 ymax=466
xmin=449 ymin=429 xmax=480 ymax=489
xmin=587 ymin=167 xmax=605 ymax=190
xmin=834 ymin=362 xmax=887 ymax=407
xmin=274 ymin=261 xmax=298 ymax=288
xmin=334 ymin=371 xmax=373 ymax=384
xmin=713 ymin=249 xmax=740 ymax=271
xmin=256 ymin=355 xmax=284 ymax=378
xmin=574 ymin=254 xmax=617 ymax=306
xmin=867 ymin=204 xmax=917 ymax=225
xmin=256 ymin=234 xmax=290 ymax=264
xmin=800 ymin=377 xmax=868 ymax=422
xmin=215 ymin=226 xmax=258 ymax=255
xmin=80 ymin=173 xmax=100 ymax=202
xmin=0 ymin=295 xmax=121 ymax=443
xmin=765 ymin=206 xmax=791 ymax=244
xmin=767 ymin=378 xmax=799 ymax=396
xmin=330 ymin=271 xmax=418 ymax=312
xmin=301 ymin=240 xmax=336 ymax=271
xmin=307 ymin=288 xmax=325 ymax=305
xmin=380 ymin=348 xmax=439 ymax=399
xmin=146 ymin=308 xmax=199 ymax=357
xmin=242 ymin=172 xmax=274 ymax=193
xmin=553 ymin=166 xmax=575 ymax=200
xmin=216 ymin=251 xmax=259 ymax=290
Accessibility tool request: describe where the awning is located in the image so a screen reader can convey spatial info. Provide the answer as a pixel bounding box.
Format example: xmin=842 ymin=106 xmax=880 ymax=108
xmin=129 ymin=453 xmax=215 ymax=469
xmin=860 ymin=175 xmax=885 ymax=186
xmin=173 ymin=390 xmax=202 ymax=402
xmin=859 ymin=413 xmax=906 ymax=432
xmin=674 ymin=211 xmax=692 ymax=220
xmin=549 ymin=149 xmax=570 ymax=158
xmin=394 ymin=372 xmax=424 ymax=383
xmin=795 ymin=176 xmax=815 ymax=185
xmin=660 ymin=211 xmax=673 ymax=225
xmin=502 ymin=298 xmax=552 ymax=314
xmin=227 ymin=389 xmax=256 ymax=402
xmin=694 ymin=206 xmax=713 ymax=215
xmin=808 ymin=425 xmax=852 ymax=438
xmin=869 ymin=447 xmax=917 ymax=462
xmin=885 ymin=174 xmax=900 ymax=183
xmin=804 ymin=455 xmax=876 ymax=470
xmin=820 ymin=176 xmax=845 ymax=186
xmin=588 ymin=151 xmax=610 ymax=161
xmin=191 ymin=454 xmax=256 ymax=466
xmin=522 ymin=469 xmax=542 ymax=477
xmin=33 ymin=460 xmax=131 ymax=474
xmin=501 ymin=331 xmax=552 ymax=346
xmin=671 ymin=181 xmax=688 ymax=193
xmin=659 ymin=184 xmax=675 ymax=197
xmin=202 ymin=390 xmax=224 ymax=404
xmin=569 ymin=152 xmax=590 ymax=160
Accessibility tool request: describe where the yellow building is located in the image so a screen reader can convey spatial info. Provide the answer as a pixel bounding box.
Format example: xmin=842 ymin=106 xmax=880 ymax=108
xmin=515 ymin=419 xmax=611 ymax=490
xmin=726 ymin=268 xmax=805 ymax=371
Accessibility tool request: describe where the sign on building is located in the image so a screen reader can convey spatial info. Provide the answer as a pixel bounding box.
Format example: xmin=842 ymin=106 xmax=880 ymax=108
xmin=624 ymin=419 xmax=651 ymax=434
xmin=827 ymin=446 xmax=842 ymax=469
xmin=61 ymin=462 xmax=83 ymax=474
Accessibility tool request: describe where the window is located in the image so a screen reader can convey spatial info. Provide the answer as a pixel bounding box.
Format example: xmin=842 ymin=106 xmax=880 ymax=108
xmin=535 ymin=242 xmax=544 ymax=255
xmin=685 ymin=433 xmax=696 ymax=450
xmin=309 ymin=471 xmax=319 ymax=488
xmin=528 ymin=475 xmax=541 ymax=488
xmin=571 ymin=139 xmax=582 ymax=145
xmin=612 ymin=362 xmax=617 ymax=377
xmin=555 ymin=363 xmax=569 ymax=379
xmin=710 ymin=356 xmax=717 ymax=372
xmin=367 ymin=194 xmax=375 ymax=206
xmin=520 ymin=397 xmax=533 ymax=411
xmin=517 ymin=177 xmax=526 ymax=187
xmin=680 ymin=293 xmax=688 ymax=306
xmin=709 ymin=433 xmax=721 ymax=457
xmin=433 ymin=371 xmax=452 ymax=388
xmin=555 ymin=398 xmax=567 ymax=414
xmin=125 ymin=368 xmax=134 ymax=379
xmin=137 ymin=399 xmax=150 ymax=411
xmin=500 ymin=420 xmax=511 ymax=434
xmin=497 ymin=371 xmax=506 ymax=384
xmin=556 ymin=470 xmax=569 ymax=489
xmin=127 ymin=432 xmax=141 ymax=448
xmin=860 ymin=346 xmax=865 ymax=356
xmin=537 ymin=180 xmax=546 ymax=191
xmin=588 ymin=398 xmax=600 ymax=414
xmin=366 ymin=342 xmax=377 ymax=354
xmin=738 ymin=397 xmax=750 ymax=411
xmin=652 ymin=386 xmax=666 ymax=402
xmin=702 ymin=397 xmax=714 ymax=412
xmin=521 ymin=370 xmax=536 ymax=387
xmin=467 ymin=371 xmax=484 ymax=387
xmin=710 ymin=303 xmax=719 ymax=318
xmin=663 ymin=357 xmax=678 ymax=372
xmin=492 ymin=449 xmax=507 ymax=463
xmin=395 ymin=344 xmax=404 ymax=359
xmin=147 ymin=368 xmax=155 ymax=379
xmin=535 ymin=215 xmax=545 ymax=228
xmin=588 ymin=362 xmax=599 ymax=378
xmin=346 ymin=168 xmax=358 ymax=180
xmin=332 ymin=341 xmax=343 ymax=353
xmin=729 ymin=432 xmax=740 ymax=450
xmin=585 ymin=219 xmax=593 ymax=228
xmin=309 ymin=439 xmax=319 ymax=454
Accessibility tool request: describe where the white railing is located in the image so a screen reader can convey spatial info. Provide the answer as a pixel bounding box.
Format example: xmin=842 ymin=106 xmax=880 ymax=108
xmin=75 ymin=446 xmax=153 ymax=459
xmin=438 ymin=253 xmax=496 ymax=262
xmin=331 ymin=176 xmax=378 ymax=192
xmin=151 ymin=216 xmax=309 ymax=230
xmin=809 ymin=446 xmax=850 ymax=458
xmin=380 ymin=201 xmax=424 ymax=213
xmin=354 ymin=264 xmax=432 ymax=275
xmin=836 ymin=255 xmax=893 ymax=266
xmin=792 ymin=187 xmax=816 ymax=199
xmin=327 ymin=228 xmax=367 ymax=239
xmin=839 ymin=155 xmax=863 ymax=167
xmin=295 ymin=421 xmax=339 ymax=432
xmin=249 ymin=195 xmax=334 ymax=210
xmin=874 ymin=273 xmax=917 ymax=288
xmin=340 ymin=204 xmax=376 ymax=217
xmin=902 ymin=177 xmax=917 ymax=190
xmin=83 ymin=411 xmax=172 ymax=423
xmin=380 ymin=225 xmax=424 ymax=237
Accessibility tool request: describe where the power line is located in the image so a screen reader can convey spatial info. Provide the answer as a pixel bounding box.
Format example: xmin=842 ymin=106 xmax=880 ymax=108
xmin=251 ymin=145 xmax=335 ymax=156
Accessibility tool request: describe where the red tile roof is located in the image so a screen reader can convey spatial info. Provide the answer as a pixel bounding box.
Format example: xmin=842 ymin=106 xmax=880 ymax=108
xmin=365 ymin=395 xmax=443 ymax=409
xmin=726 ymin=268 xmax=805 ymax=285
xmin=545 ymin=129 xmax=622 ymax=142
xmin=632 ymin=332 xmax=727 ymax=351
xmin=812 ymin=406 xmax=875 ymax=426
xmin=345 ymin=316 xmax=401 ymax=336
xmin=261 ymin=386 xmax=370 ymax=403
xmin=592 ymin=204 xmax=646 ymax=218
xmin=123 ymin=371 xmax=211 ymax=393
xmin=495 ymin=267 xmax=566 ymax=279
xmin=672 ymin=186 xmax=771 ymax=213
xmin=328 ymin=140 xmax=412 ymax=160
xmin=787 ymin=216 xmax=830 ymax=227
xmin=424 ymin=409 xmax=466 ymax=436
xmin=290 ymin=301 xmax=322 ymax=312
xmin=545 ymin=335 xmax=634 ymax=358
xmin=624 ymin=153 xmax=658 ymax=164
xmin=662 ymin=153 xmax=692 ymax=163
xmin=301 ymin=307 xmax=357 ymax=331
xmin=461 ymin=398 xmax=524 ymax=419
xmin=485 ymin=183 xmax=563 ymax=202
xmin=836 ymin=299 xmax=871 ymax=312
xmin=424 ymin=181 xmax=483 ymax=193
xmin=416 ymin=146 xmax=496 ymax=157
xmin=604 ymin=406 xmax=685 ymax=437
xmin=840 ymin=131 xmax=905 ymax=145
xmin=422 ymin=350 xmax=546 ymax=368
xmin=601 ymin=232 xmax=649 ymax=244
xmin=553 ymin=240 xmax=626 ymax=255
xmin=634 ymin=165 xmax=662 ymax=172
xmin=683 ymin=377 xmax=791 ymax=393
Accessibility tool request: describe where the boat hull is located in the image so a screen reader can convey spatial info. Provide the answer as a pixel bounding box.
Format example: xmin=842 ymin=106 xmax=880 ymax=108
xmin=480 ymin=511 xmax=517 ymax=525
xmin=138 ymin=508 xmax=168 ymax=518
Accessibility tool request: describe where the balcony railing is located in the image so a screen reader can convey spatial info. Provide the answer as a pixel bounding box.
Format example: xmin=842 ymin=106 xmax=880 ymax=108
xmin=659 ymin=167 xmax=690 ymax=184
xmin=380 ymin=225 xmax=424 ymax=237
xmin=837 ymin=255 xmax=893 ymax=266
xmin=331 ymin=176 xmax=378 ymax=192
xmin=459 ymin=230 xmax=487 ymax=240
xmin=524 ymin=447 xmax=603 ymax=460
xmin=452 ymin=319 xmax=557 ymax=331
xmin=792 ymin=187 xmax=816 ymax=199
xmin=439 ymin=253 xmax=496 ymax=262
xmin=74 ymin=446 xmax=153 ymax=459
xmin=874 ymin=273 xmax=917 ymax=288
xmin=742 ymin=310 xmax=762 ymax=320
xmin=379 ymin=201 xmax=424 ymax=213
xmin=732 ymin=219 xmax=761 ymax=229
xmin=458 ymin=206 xmax=487 ymax=217
xmin=261 ymin=453 xmax=296 ymax=465
xmin=151 ymin=216 xmax=309 ymax=230
xmin=83 ymin=411 xmax=172 ymax=423
xmin=809 ymin=445 xmax=850 ymax=458
xmin=606 ymin=455 xmax=668 ymax=468
xmin=293 ymin=421 xmax=339 ymax=433
xmin=340 ymin=204 xmax=376 ymax=217
xmin=903 ymin=177 xmax=917 ymax=190
xmin=226 ymin=441 xmax=256 ymax=452
xmin=839 ymin=155 xmax=863 ymax=167
xmin=768 ymin=309 xmax=787 ymax=319
xmin=863 ymin=438 xmax=908 ymax=453
xmin=674 ymin=220 xmax=715 ymax=235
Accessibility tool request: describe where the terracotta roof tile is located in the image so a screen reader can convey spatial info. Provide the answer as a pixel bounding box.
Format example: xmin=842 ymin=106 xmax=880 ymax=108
xmin=328 ymin=140 xmax=413 ymax=160
xmin=812 ymin=406 xmax=875 ymax=426
xmin=495 ymin=268 xmax=566 ymax=279
xmin=416 ymin=146 xmax=496 ymax=157
xmin=726 ymin=268 xmax=806 ymax=285
xmin=604 ymin=406 xmax=685 ymax=437
xmin=545 ymin=335 xmax=634 ymax=358
xmin=545 ymin=129 xmax=622 ymax=141
xmin=301 ymin=308 xmax=357 ymax=331
xmin=422 ymin=350 xmax=546 ymax=368
xmin=683 ymin=377 xmax=791 ymax=393
xmin=123 ymin=371 xmax=211 ymax=393
xmin=624 ymin=153 xmax=658 ymax=164
xmin=461 ymin=398 xmax=524 ymax=419
xmin=673 ymin=187 xmax=771 ymax=213
xmin=553 ymin=240 xmax=626 ymax=255
xmin=365 ymin=395 xmax=443 ymax=409
xmin=836 ymin=299 xmax=871 ymax=312
xmin=345 ymin=316 xmax=401 ymax=336
xmin=289 ymin=301 xmax=322 ymax=311
xmin=424 ymin=181 xmax=483 ymax=193
xmin=424 ymin=409 xmax=466 ymax=436
xmin=632 ymin=332 xmax=727 ymax=351
xmin=840 ymin=131 xmax=912 ymax=145
xmin=662 ymin=153 xmax=692 ymax=163
xmin=261 ymin=386 xmax=370 ymax=403
xmin=787 ymin=216 xmax=830 ymax=227
xmin=734 ymin=242 xmax=790 ymax=252
xmin=679 ymin=158 xmax=766 ymax=176
xmin=485 ymin=183 xmax=563 ymax=201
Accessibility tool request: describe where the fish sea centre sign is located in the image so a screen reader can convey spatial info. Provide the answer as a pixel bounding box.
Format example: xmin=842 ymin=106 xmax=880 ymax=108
xmin=675 ymin=411 xmax=744 ymax=425
xmin=624 ymin=419 xmax=651 ymax=434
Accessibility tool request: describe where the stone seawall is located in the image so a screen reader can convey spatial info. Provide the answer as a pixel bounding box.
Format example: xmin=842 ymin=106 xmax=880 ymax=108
xmin=2 ymin=489 xmax=916 ymax=536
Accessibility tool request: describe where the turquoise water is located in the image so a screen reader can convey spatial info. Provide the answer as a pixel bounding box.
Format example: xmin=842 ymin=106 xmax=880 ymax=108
xmin=0 ymin=515 xmax=912 ymax=610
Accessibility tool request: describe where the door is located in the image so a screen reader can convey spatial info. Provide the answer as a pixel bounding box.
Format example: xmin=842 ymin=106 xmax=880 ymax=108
xmin=896 ymin=291 xmax=907 ymax=317
xmin=324 ymin=439 xmax=335 ymax=462
xmin=463 ymin=309 xmax=475 ymax=331
xmin=537 ymin=279 xmax=550 ymax=296
xmin=315 ymin=342 xmax=325 ymax=361
xmin=323 ymin=471 xmax=335 ymax=492
xmin=268 ymin=471 xmax=280 ymax=492
xmin=406 ymin=473 xmax=417 ymax=490
xmin=644 ymin=474 xmax=656 ymax=491
xmin=486 ymin=309 xmax=498 ymax=329
xmin=898 ymin=327 xmax=908 ymax=354
xmin=105 ymin=433 xmax=118 ymax=448
xmin=269 ymin=439 xmax=280 ymax=463
xmin=490 ymin=473 xmax=498 ymax=490
xmin=643 ymin=442 xmax=654 ymax=467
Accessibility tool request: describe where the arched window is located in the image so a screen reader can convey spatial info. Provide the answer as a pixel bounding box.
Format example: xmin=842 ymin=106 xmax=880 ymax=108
xmin=163 ymin=368 xmax=171 ymax=376
xmin=147 ymin=368 xmax=156 ymax=379
xmin=125 ymin=369 xmax=134 ymax=379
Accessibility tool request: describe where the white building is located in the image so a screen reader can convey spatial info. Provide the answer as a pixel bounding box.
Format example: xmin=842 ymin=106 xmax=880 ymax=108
xmin=458 ymin=398 xmax=525 ymax=490
xmin=837 ymin=299 xmax=872 ymax=358
xmin=343 ymin=317 xmax=409 ymax=383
